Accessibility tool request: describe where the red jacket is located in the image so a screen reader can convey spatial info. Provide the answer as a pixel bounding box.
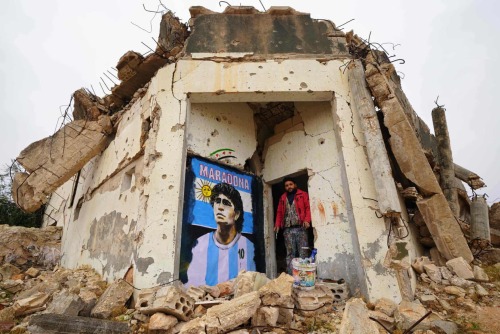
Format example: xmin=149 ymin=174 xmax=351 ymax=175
xmin=274 ymin=189 xmax=312 ymax=229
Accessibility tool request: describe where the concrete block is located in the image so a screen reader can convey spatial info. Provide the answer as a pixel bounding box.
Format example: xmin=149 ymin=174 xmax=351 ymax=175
xmin=423 ymin=264 xmax=442 ymax=283
xmin=186 ymin=286 xmax=206 ymax=301
xmin=251 ymin=306 xmax=279 ymax=327
xmin=394 ymin=301 xmax=431 ymax=331
xmin=473 ymin=265 xmax=489 ymax=282
xmin=292 ymin=284 xmax=333 ymax=316
xmin=374 ymin=297 xmax=397 ymax=317
xmin=446 ymin=257 xmax=474 ymax=280
xmin=233 ymin=271 xmax=257 ymax=298
xmin=136 ymin=285 xmax=194 ymax=321
xmin=45 ymin=290 xmax=84 ymax=316
xmin=13 ymin=292 xmax=50 ymax=316
xmin=179 ymin=316 xmax=207 ymax=334
xmin=412 ymin=257 xmax=433 ymax=274
xmin=91 ymin=279 xmax=133 ymax=319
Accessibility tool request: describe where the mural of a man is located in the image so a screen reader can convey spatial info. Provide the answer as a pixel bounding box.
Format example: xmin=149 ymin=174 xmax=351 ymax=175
xmin=187 ymin=182 xmax=255 ymax=286
xmin=274 ymin=176 xmax=311 ymax=274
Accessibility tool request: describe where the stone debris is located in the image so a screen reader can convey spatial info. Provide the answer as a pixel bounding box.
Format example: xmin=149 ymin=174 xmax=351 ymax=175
xmin=136 ymin=285 xmax=195 ymax=321
xmin=204 ymin=291 xmax=261 ymax=333
xmin=339 ymin=298 xmax=379 ymax=334
xmin=91 ymin=279 xmax=134 ymax=319
xmin=148 ymin=312 xmax=178 ymax=333
xmin=1 ymin=222 xmax=493 ymax=334
xmin=0 ymin=225 xmax=61 ymax=271
xmin=12 ymin=292 xmax=50 ymax=316
xmin=446 ymin=257 xmax=474 ymax=280
xmin=292 ymin=284 xmax=334 ymax=316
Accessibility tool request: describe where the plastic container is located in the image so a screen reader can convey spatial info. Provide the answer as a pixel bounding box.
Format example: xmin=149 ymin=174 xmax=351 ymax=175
xmin=291 ymin=258 xmax=317 ymax=290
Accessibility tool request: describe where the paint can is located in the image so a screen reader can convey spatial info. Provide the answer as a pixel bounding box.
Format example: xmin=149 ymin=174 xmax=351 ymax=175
xmin=291 ymin=258 xmax=316 ymax=290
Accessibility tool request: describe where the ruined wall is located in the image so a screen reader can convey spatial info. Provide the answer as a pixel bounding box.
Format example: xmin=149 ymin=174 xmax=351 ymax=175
xmin=43 ymin=58 xmax=417 ymax=303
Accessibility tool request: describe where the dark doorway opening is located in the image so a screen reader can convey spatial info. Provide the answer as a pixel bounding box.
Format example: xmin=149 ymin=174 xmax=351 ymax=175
xmin=271 ymin=171 xmax=314 ymax=274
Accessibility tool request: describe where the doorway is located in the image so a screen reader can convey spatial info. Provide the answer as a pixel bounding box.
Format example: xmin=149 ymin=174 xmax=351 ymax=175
xmin=271 ymin=171 xmax=314 ymax=274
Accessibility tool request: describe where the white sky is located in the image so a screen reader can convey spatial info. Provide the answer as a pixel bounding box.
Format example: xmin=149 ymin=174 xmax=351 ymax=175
xmin=1 ymin=0 xmax=499 ymax=204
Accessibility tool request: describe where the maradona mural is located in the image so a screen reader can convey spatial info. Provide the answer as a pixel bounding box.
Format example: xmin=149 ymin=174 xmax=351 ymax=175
xmin=181 ymin=156 xmax=264 ymax=286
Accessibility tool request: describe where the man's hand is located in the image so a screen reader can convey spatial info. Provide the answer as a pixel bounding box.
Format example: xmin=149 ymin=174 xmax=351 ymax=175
xmin=274 ymin=226 xmax=280 ymax=232
xmin=303 ymin=221 xmax=310 ymax=229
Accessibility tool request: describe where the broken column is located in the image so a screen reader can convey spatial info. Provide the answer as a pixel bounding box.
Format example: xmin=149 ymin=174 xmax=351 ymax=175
xmin=470 ymin=196 xmax=490 ymax=241
xmin=347 ymin=59 xmax=401 ymax=216
xmin=356 ymin=36 xmax=473 ymax=262
xmin=454 ymin=163 xmax=485 ymax=190
xmin=432 ymin=106 xmax=459 ymax=216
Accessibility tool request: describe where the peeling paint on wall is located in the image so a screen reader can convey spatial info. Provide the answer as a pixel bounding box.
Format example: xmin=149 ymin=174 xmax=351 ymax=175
xmin=86 ymin=211 xmax=136 ymax=277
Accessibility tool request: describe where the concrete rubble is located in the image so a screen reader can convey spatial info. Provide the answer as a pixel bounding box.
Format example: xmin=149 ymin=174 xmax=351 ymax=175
xmin=0 ymin=227 xmax=497 ymax=334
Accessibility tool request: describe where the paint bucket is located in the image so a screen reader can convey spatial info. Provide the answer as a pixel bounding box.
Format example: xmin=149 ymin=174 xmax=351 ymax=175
xmin=291 ymin=258 xmax=316 ymax=290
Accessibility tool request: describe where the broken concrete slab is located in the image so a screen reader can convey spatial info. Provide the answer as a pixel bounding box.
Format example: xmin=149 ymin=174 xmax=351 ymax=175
xmin=417 ymin=195 xmax=473 ymax=262
xmin=259 ymin=272 xmax=294 ymax=307
xmin=72 ymin=88 xmax=108 ymax=121
xmin=412 ymin=257 xmax=433 ymax=275
xmin=13 ymin=117 xmax=112 ymax=212
xmin=0 ymin=263 xmax=21 ymax=281
xmin=394 ymin=300 xmax=431 ymax=332
xmin=205 ymin=291 xmax=261 ymax=334
xmin=149 ymin=312 xmax=178 ymax=333
xmin=45 ymin=289 xmax=84 ymax=316
xmin=0 ymin=225 xmax=62 ymax=271
xmin=374 ymin=297 xmax=397 ymax=317
xmin=91 ymin=279 xmax=133 ymax=319
xmin=338 ymin=298 xmax=379 ymax=334
xmin=135 ymin=285 xmax=195 ymax=321
xmin=179 ymin=316 xmax=207 ymax=334
xmin=28 ymin=313 xmax=130 ymax=334
xmin=293 ymin=284 xmax=334 ymax=316
xmin=473 ymin=265 xmax=489 ymax=282
xmin=251 ymin=306 xmax=279 ymax=327
xmin=233 ymin=271 xmax=257 ymax=298
xmin=13 ymin=292 xmax=50 ymax=316
xmin=446 ymin=257 xmax=474 ymax=280
xmin=423 ymin=264 xmax=442 ymax=284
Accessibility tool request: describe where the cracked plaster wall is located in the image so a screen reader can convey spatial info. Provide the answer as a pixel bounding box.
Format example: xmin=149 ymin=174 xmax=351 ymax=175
xmin=43 ymin=58 xmax=409 ymax=302
xmin=186 ymin=103 xmax=257 ymax=168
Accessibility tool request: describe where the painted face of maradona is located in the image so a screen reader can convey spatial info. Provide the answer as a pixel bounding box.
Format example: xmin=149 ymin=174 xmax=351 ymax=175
xmin=213 ymin=194 xmax=240 ymax=227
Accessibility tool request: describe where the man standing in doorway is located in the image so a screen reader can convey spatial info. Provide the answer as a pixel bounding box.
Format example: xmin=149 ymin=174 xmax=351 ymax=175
xmin=274 ymin=177 xmax=312 ymax=274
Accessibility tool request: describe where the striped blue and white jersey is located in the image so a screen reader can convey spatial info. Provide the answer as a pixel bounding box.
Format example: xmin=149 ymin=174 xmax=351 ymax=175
xmin=186 ymin=231 xmax=256 ymax=286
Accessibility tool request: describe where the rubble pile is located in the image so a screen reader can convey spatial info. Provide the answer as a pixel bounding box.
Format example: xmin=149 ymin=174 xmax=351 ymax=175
xmin=0 ymin=232 xmax=497 ymax=334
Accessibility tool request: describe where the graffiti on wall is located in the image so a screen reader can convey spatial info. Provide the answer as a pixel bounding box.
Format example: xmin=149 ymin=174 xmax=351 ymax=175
xmin=181 ymin=156 xmax=263 ymax=286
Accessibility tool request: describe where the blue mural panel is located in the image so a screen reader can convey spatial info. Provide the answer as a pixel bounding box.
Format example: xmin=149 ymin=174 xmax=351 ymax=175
xmin=180 ymin=156 xmax=264 ymax=286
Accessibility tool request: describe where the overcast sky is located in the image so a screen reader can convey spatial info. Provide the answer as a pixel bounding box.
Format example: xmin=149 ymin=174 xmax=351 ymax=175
xmin=1 ymin=0 xmax=499 ymax=204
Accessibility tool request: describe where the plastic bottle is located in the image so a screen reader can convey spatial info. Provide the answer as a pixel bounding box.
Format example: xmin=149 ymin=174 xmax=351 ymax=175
xmin=310 ymin=248 xmax=317 ymax=263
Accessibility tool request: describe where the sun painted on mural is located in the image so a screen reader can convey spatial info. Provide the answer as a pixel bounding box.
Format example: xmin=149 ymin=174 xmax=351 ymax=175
xmin=195 ymin=179 xmax=213 ymax=203
xmin=209 ymin=148 xmax=236 ymax=161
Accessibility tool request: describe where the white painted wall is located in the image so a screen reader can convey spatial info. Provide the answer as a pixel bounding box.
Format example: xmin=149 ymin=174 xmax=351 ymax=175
xmin=187 ymin=103 xmax=257 ymax=169
xmin=45 ymin=58 xmax=413 ymax=302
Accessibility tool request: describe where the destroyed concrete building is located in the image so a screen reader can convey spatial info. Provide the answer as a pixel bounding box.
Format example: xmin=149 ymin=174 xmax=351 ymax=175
xmin=12 ymin=5 xmax=489 ymax=304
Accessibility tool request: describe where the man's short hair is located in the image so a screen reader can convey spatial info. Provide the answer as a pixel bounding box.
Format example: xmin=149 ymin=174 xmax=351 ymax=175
xmin=210 ymin=183 xmax=244 ymax=232
xmin=282 ymin=176 xmax=296 ymax=186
